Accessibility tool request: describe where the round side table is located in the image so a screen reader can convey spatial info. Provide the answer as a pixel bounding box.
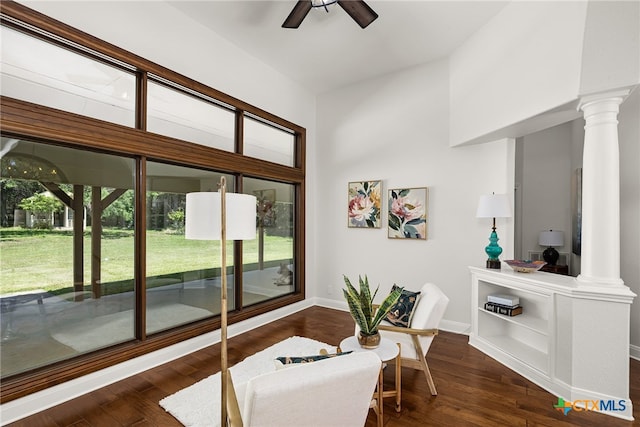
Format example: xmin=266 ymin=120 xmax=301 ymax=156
xmin=340 ymin=336 xmax=401 ymax=426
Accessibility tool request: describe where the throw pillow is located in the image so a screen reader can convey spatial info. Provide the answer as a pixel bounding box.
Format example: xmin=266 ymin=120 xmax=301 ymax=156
xmin=385 ymin=284 xmax=421 ymax=328
xmin=274 ymin=350 xmax=353 ymax=369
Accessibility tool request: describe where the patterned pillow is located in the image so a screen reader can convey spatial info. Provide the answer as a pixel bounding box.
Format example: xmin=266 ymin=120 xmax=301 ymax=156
xmin=274 ymin=350 xmax=353 ymax=369
xmin=385 ymin=285 xmax=421 ymax=328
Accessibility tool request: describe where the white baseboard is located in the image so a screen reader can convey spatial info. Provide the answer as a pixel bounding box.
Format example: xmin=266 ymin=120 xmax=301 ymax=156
xmin=568 ymin=384 xmax=635 ymax=421
xmin=440 ymin=319 xmax=471 ymax=335
xmin=631 ymin=344 xmax=640 ymax=361
xmin=315 ymin=296 xmax=348 ymax=311
xmin=313 ymin=297 xmax=471 ymax=334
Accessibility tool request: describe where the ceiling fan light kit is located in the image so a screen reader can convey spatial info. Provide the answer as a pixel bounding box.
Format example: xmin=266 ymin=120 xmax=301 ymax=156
xmin=282 ymin=0 xmax=378 ymax=29
xmin=311 ymin=0 xmax=339 ymax=10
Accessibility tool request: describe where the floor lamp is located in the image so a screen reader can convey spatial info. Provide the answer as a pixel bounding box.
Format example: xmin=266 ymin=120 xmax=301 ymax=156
xmin=185 ymin=177 xmax=256 ymax=426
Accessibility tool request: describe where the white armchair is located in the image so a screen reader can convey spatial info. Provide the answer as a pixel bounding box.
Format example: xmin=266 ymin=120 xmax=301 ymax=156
xmin=377 ymin=282 xmax=449 ymax=395
xmin=228 ymin=350 xmax=381 ymax=427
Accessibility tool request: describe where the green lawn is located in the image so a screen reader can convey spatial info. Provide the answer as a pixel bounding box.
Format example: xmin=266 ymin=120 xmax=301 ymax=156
xmin=0 ymin=227 xmax=293 ymax=295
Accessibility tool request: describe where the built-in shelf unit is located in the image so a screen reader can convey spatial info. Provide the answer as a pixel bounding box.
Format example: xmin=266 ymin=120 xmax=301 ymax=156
xmin=469 ymin=266 xmax=636 ymax=421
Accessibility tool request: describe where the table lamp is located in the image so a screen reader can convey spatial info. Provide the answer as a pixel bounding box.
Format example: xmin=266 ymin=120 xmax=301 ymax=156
xmin=185 ymin=176 xmax=256 ymax=426
xmin=476 ymin=193 xmax=512 ymax=269
xmin=539 ymin=230 xmax=564 ymax=265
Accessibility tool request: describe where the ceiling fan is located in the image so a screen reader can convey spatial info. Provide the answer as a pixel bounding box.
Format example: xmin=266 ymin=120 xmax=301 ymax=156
xmin=282 ymin=0 xmax=378 ymax=29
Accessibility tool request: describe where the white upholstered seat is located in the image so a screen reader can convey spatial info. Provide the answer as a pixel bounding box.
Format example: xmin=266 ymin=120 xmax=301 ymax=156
xmin=228 ymin=350 xmax=381 ymax=427
xmin=377 ymin=282 xmax=449 ymax=395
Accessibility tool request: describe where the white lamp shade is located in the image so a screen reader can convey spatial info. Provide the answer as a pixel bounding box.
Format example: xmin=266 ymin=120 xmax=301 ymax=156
xmin=185 ymin=192 xmax=257 ymax=241
xmin=539 ymin=230 xmax=564 ymax=247
xmin=476 ymin=194 xmax=512 ymax=218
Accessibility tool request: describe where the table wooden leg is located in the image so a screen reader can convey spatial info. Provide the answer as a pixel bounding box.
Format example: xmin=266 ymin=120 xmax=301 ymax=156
xmin=378 ymin=368 xmax=384 ymax=427
xmin=395 ymin=343 xmax=401 ymax=412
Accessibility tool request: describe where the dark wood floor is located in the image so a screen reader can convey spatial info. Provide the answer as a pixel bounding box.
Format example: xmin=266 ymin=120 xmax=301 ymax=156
xmin=8 ymin=306 xmax=640 ymax=426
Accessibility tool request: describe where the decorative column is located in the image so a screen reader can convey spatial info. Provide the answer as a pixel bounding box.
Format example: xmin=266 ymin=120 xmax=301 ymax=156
xmin=577 ymin=89 xmax=630 ymax=286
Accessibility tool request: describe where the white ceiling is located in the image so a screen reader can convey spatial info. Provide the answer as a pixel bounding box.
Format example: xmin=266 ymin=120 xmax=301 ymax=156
xmin=167 ymin=1 xmax=509 ymax=94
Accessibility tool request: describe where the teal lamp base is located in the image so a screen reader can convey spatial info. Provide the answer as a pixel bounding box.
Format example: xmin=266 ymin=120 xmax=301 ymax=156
xmin=485 ymin=229 xmax=503 ymax=270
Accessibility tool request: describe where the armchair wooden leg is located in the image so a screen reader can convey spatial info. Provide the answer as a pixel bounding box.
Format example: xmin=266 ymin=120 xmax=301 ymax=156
xmin=369 ymin=398 xmax=381 ymax=427
xmin=411 ymin=335 xmax=437 ymax=396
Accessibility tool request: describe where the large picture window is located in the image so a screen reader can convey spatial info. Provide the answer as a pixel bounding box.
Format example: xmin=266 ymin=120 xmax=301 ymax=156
xmin=0 ymin=3 xmax=305 ymax=402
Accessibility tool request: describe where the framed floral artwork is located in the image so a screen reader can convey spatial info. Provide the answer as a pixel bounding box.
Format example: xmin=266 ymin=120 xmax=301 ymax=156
xmin=388 ymin=187 xmax=428 ymax=239
xmin=571 ymin=168 xmax=582 ymax=255
xmin=348 ymin=180 xmax=381 ymax=228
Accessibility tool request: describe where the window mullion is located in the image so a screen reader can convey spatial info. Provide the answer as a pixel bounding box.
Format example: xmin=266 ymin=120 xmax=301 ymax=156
xmin=135 ymin=156 xmax=147 ymax=340
xmin=136 ymin=71 xmax=148 ymax=131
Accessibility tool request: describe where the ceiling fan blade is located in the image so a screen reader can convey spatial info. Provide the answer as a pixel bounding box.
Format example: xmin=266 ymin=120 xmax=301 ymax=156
xmin=282 ymin=0 xmax=313 ymax=28
xmin=337 ymin=0 xmax=378 ymax=28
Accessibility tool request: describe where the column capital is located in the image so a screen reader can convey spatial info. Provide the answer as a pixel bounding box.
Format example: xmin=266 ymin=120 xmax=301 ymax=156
xmin=578 ymin=88 xmax=633 ymax=112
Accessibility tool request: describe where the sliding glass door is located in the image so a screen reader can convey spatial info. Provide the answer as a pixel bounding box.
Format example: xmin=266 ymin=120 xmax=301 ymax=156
xmin=145 ymin=162 xmax=235 ymax=334
xmin=242 ymin=177 xmax=295 ymax=306
xmin=0 ymin=138 xmax=135 ymax=375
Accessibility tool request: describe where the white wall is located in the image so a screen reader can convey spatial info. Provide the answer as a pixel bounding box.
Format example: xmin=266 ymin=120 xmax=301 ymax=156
xmin=315 ymin=60 xmax=514 ymax=329
xmin=518 ymin=123 xmax=573 ymax=263
xmin=449 ymin=1 xmax=587 ymax=146
xmin=579 ymin=0 xmax=640 ymax=96
xmin=618 ymin=89 xmax=640 ymax=356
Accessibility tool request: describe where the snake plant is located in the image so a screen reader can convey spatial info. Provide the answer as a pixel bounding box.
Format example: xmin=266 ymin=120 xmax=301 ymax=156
xmin=342 ymin=275 xmax=403 ymax=336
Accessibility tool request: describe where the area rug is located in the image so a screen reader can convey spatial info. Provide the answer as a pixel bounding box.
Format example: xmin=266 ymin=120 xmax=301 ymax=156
xmin=51 ymin=303 xmax=213 ymax=352
xmin=159 ymin=336 xmax=335 ymax=427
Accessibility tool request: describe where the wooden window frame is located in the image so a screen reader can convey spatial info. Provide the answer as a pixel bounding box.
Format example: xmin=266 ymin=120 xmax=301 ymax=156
xmin=0 ymin=0 xmax=306 ymax=403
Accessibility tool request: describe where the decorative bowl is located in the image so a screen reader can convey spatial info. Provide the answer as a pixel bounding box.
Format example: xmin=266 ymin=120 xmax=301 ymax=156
xmin=504 ymin=260 xmax=546 ymax=273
